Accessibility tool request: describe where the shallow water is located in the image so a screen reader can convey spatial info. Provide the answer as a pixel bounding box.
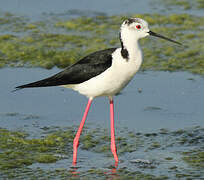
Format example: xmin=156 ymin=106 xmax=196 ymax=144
xmin=1 ymin=69 xmax=204 ymax=179
xmin=0 ymin=0 xmax=203 ymax=179
xmin=1 ymin=68 xmax=204 ymax=134
xmin=0 ymin=0 xmax=203 ymax=18
xmin=0 ymin=0 xmax=153 ymax=16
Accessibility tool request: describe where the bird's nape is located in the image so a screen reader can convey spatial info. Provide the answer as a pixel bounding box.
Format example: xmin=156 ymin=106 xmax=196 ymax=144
xmin=148 ymin=30 xmax=182 ymax=45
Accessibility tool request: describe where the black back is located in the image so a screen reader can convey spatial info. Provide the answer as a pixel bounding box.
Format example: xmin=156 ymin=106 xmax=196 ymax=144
xmin=16 ymin=48 xmax=116 ymax=89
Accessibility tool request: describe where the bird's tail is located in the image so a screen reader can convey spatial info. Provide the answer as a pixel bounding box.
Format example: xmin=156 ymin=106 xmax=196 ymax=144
xmin=14 ymin=76 xmax=60 ymax=91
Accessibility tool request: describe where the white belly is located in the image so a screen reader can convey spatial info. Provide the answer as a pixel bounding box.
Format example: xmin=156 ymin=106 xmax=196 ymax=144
xmin=64 ymin=48 xmax=142 ymax=98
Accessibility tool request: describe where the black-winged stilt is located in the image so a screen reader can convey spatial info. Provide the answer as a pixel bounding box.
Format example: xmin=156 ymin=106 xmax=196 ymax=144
xmin=15 ymin=18 xmax=181 ymax=164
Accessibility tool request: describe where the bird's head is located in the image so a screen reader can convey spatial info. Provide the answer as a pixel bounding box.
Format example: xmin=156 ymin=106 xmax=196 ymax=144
xmin=121 ymin=18 xmax=182 ymax=45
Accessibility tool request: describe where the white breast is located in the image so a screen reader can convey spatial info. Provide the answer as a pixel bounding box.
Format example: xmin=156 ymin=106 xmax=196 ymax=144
xmin=65 ymin=48 xmax=142 ymax=98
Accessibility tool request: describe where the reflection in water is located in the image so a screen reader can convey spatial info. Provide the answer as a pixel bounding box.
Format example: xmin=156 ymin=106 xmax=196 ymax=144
xmin=70 ymin=161 xmax=119 ymax=179
xmin=105 ymin=162 xmax=119 ymax=180
xmin=108 ymin=162 xmax=119 ymax=180
xmin=70 ymin=165 xmax=80 ymax=178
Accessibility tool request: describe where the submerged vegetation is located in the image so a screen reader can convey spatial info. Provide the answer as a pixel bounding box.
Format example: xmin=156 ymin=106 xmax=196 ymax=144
xmin=0 ymin=12 xmax=203 ymax=75
xmin=159 ymin=0 xmax=204 ymax=10
xmin=0 ymin=126 xmax=203 ymax=179
xmin=0 ymin=3 xmax=203 ymax=178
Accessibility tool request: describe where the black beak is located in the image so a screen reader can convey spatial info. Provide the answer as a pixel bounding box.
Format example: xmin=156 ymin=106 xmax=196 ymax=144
xmin=148 ymin=30 xmax=182 ymax=45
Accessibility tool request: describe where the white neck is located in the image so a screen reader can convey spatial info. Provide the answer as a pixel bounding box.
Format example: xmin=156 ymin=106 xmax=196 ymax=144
xmin=120 ymin=28 xmax=142 ymax=61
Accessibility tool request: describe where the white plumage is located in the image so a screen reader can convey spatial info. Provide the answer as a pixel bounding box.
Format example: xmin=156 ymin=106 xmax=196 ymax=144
xmin=15 ymin=18 xmax=181 ymax=164
xmin=70 ymin=46 xmax=142 ymax=98
xmin=65 ymin=18 xmax=148 ymax=98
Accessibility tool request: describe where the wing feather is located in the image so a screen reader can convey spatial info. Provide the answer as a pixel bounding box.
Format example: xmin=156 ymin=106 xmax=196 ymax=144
xmin=15 ymin=48 xmax=116 ymax=89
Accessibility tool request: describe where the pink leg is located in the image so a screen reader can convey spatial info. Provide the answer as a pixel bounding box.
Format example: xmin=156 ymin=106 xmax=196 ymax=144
xmin=73 ymin=98 xmax=93 ymax=165
xmin=110 ymin=98 xmax=119 ymax=162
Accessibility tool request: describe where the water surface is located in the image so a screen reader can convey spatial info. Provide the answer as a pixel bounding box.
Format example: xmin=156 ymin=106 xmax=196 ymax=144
xmin=0 ymin=0 xmax=203 ymax=179
xmin=0 ymin=68 xmax=203 ymax=133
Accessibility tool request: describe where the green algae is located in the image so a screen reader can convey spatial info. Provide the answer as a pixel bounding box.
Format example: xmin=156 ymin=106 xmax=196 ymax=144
xmin=148 ymin=141 xmax=161 ymax=150
xmin=0 ymin=126 xmax=203 ymax=179
xmin=0 ymin=128 xmax=73 ymax=170
xmin=182 ymin=150 xmax=204 ymax=169
xmin=159 ymin=0 xmax=204 ymax=10
xmin=0 ymin=166 xmax=169 ymax=180
xmin=196 ymin=0 xmax=204 ymax=9
xmin=0 ymin=13 xmax=203 ymax=75
xmin=161 ymin=0 xmax=191 ymax=10
xmin=35 ymin=154 xmax=58 ymax=163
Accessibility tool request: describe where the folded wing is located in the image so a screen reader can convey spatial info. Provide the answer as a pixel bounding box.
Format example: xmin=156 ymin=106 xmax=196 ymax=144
xmin=15 ymin=48 xmax=116 ymax=89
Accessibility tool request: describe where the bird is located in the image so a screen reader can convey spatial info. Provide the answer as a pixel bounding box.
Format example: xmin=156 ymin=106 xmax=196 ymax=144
xmin=15 ymin=18 xmax=181 ymax=164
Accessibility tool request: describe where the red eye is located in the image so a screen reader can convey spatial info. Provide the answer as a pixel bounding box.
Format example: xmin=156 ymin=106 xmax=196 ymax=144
xmin=136 ymin=25 xmax=141 ymax=29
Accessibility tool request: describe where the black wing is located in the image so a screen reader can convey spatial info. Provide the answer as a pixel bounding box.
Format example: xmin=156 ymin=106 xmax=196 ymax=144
xmin=15 ymin=48 xmax=116 ymax=89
